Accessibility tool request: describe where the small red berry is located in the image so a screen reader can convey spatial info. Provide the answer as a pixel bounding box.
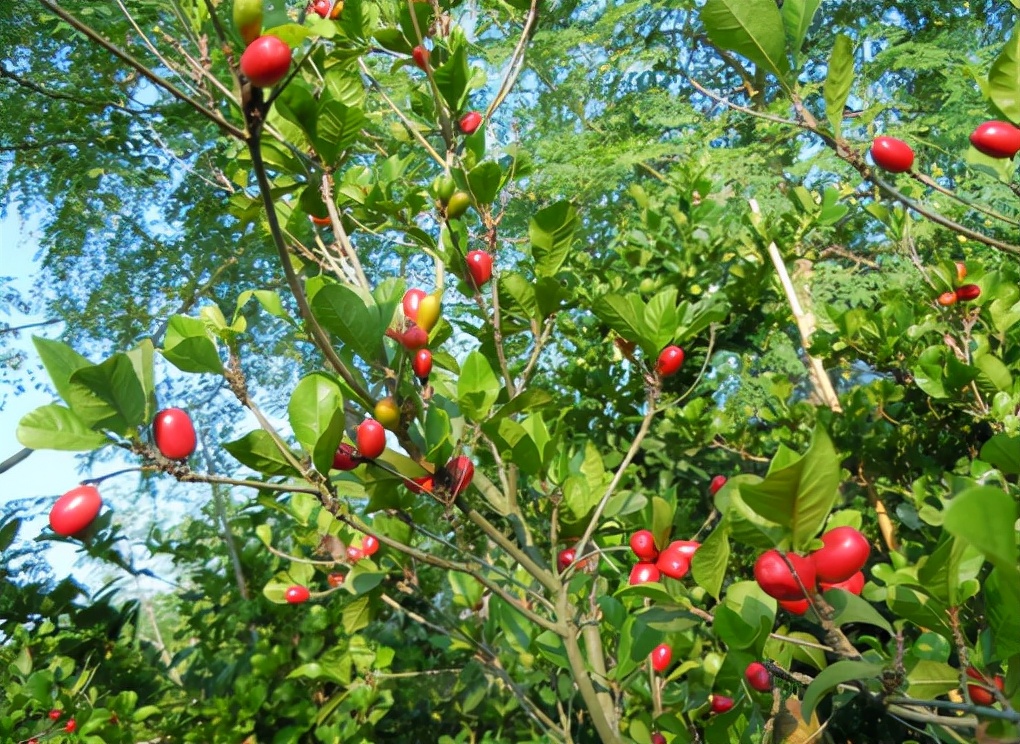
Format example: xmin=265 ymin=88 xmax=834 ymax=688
xmin=411 ymin=45 xmax=429 ymax=71
xmin=152 ymin=407 xmax=197 ymax=460
xmin=327 ymin=572 xmax=345 ymax=588
xmin=779 ymin=598 xmax=810 ymax=615
xmin=356 ymin=419 xmax=386 ymax=459
xmin=362 ymin=535 xmax=380 ymax=556
xmin=650 ymin=643 xmax=672 ymax=673
xmin=710 ymin=695 xmax=734 ymax=714
xmin=407 ymin=475 xmax=434 ymax=494
xmin=49 ymin=709 xmax=62 ymax=721
xmin=446 ymin=456 xmax=475 ymax=496
xmin=955 ymin=262 xmax=967 ymax=282
xmin=285 ymin=585 xmax=310 ymax=604
xmin=49 ymin=485 xmax=102 ymax=537
xmin=655 ymin=345 xmax=684 ymax=377
xmin=239 ymin=35 xmax=292 ymax=89
xmin=708 ymin=475 xmax=727 ymax=495
xmin=955 ymin=284 xmax=981 ymax=302
xmin=64 ymin=718 xmax=77 ymax=733
xmin=347 ymin=545 xmax=365 ymax=563
xmin=311 ymin=0 xmax=331 ymax=17
xmin=458 ymin=111 xmax=483 ymax=135
xmin=403 ymin=288 xmax=426 ymax=322
xmin=466 ymin=250 xmax=493 ymax=288
xmin=937 ymin=291 xmax=958 ymax=307
xmin=557 ymin=548 xmax=576 ymax=572
xmin=412 ymin=349 xmax=433 ymax=382
xmin=870 ymin=136 xmax=914 ymax=173
xmin=629 ymin=530 xmax=659 ymax=562
xmin=651 ymin=735 xmax=666 ymax=744
xmin=401 ymin=324 xmax=429 ymax=350
xmin=629 ymin=562 xmax=661 ymax=585
xmin=745 ymin=661 xmax=772 ymax=692
xmin=332 ymin=442 xmax=361 ymax=470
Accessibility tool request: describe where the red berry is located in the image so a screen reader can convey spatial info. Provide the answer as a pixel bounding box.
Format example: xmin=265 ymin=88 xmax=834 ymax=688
xmin=629 ymin=562 xmax=661 ymax=585
xmin=745 ymin=661 xmax=772 ymax=692
xmin=412 ymin=349 xmax=433 ymax=382
xmin=820 ymin=570 xmax=865 ymax=596
xmin=310 ymin=213 xmax=331 ymax=226
xmin=49 ymin=709 xmax=62 ymax=721
xmin=362 ymin=535 xmax=380 ymax=556
xmin=311 ymin=0 xmax=331 ymax=17
xmin=956 ymin=262 xmax=967 ymax=282
xmin=407 ymin=475 xmax=434 ymax=494
xmin=466 ymin=250 xmax=493 ymax=288
xmin=557 ymin=548 xmax=576 ymax=572
xmin=969 ymin=683 xmax=996 ymax=706
xmin=49 ymin=485 xmax=102 ymax=537
xmin=655 ymin=345 xmax=685 ymax=377
xmin=64 ymin=718 xmax=77 ymax=733
xmin=779 ymin=598 xmax=810 ymax=615
xmin=327 ymin=572 xmax=345 ymax=588
xmin=401 ymin=324 xmax=429 ymax=350
xmin=403 ymin=288 xmax=426 ymax=322
xmin=937 ymin=291 xmax=958 ymax=307
xmin=656 ymin=540 xmax=698 ymax=579
xmin=285 ymin=585 xmax=310 ymax=604
xmin=446 ymin=456 xmax=475 ymax=496
xmin=629 ymin=530 xmax=658 ymax=562
xmin=651 ymin=735 xmax=666 ymax=744
xmin=411 ymin=45 xmax=429 ymax=71
xmin=754 ymin=550 xmax=816 ymax=600
xmin=240 ymin=35 xmax=292 ymax=88
xmin=650 ymin=643 xmax=672 ymax=673
xmin=956 ymin=284 xmax=981 ymax=302
xmin=710 ymin=695 xmax=734 ymax=714
xmin=347 ymin=545 xmax=365 ymax=563
xmin=810 ymin=527 xmax=870 ymax=584
xmin=870 ymin=136 xmax=914 ymax=173
xmin=969 ymin=120 xmax=1020 ymax=159
xmin=152 ymin=407 xmax=197 ymax=460
xmin=332 ymin=442 xmax=361 ymax=470
xmin=458 ymin=111 xmax=483 ymax=135
xmin=356 ymin=419 xmax=386 ymax=459
xmin=708 ymin=475 xmax=727 ymax=495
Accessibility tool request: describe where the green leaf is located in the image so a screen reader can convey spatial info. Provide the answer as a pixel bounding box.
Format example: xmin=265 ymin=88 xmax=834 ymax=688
xmin=594 ymin=293 xmax=652 ymax=351
xmin=644 ymin=288 xmax=679 ymax=351
xmin=13 ymin=646 xmax=32 ymax=677
xmin=985 ymin=567 xmax=1020 ymax=658
xmin=161 ymin=315 xmax=223 ymax=374
xmin=32 ymin=336 xmax=91 ymax=404
xmin=739 ymin=428 xmax=840 ymax=550
xmin=344 ymin=563 xmax=386 ymax=595
xmin=534 ymin=630 xmax=570 ymax=668
xmin=499 ymin=272 xmax=539 ymax=320
xmin=989 ymin=21 xmax=1020 ymax=123
xmin=66 ymin=353 xmax=147 ymax=434
xmin=309 ymin=283 xmax=384 ymax=362
xmin=433 ymin=41 xmax=470 ymax=112
xmin=467 ymin=161 xmax=502 ymax=205
xmin=17 ymin=404 xmax=109 ymax=451
xmin=823 ymin=34 xmax=854 ymax=137
xmin=530 ymin=201 xmax=577 ymax=277
xmin=288 ymin=373 xmax=345 ymax=474
xmin=0 ymin=516 xmax=20 ymax=552
xmin=713 ymin=581 xmax=775 ymax=652
xmin=801 ymin=660 xmax=883 ymax=722
xmin=651 ymin=496 xmax=674 ymax=550
xmin=824 ymin=589 xmax=893 ymax=634
xmin=781 ymin=0 xmax=821 ymax=68
xmin=314 ymin=99 xmax=366 ymax=166
xmin=700 ymin=0 xmax=789 ymax=82
xmin=343 ymin=595 xmax=372 ymax=634
xmin=943 ymin=486 xmax=1020 ymax=578
xmin=125 ymin=339 xmax=156 ymax=423
xmin=905 ymin=660 xmax=960 ymax=700
xmin=223 ymin=430 xmax=301 ymax=477
xmin=691 ymin=520 xmax=731 ymax=600
xmin=457 ymin=350 xmax=501 ymax=421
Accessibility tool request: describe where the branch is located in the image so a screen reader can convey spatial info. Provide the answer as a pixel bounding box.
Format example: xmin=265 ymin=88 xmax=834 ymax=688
xmin=38 ymin=0 xmax=246 ymax=140
xmin=484 ymin=0 xmax=539 ymax=121
xmin=358 ymin=59 xmax=445 ymax=167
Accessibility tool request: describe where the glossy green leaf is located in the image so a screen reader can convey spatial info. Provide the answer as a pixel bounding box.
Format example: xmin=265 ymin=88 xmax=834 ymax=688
xmin=985 ymin=567 xmax=1020 ymax=658
xmin=530 ymin=201 xmax=577 ymax=277
xmin=32 ymin=336 xmax=91 ymax=404
xmin=691 ymin=520 xmax=731 ymax=600
xmin=801 ymin=660 xmax=883 ymax=722
xmin=989 ymin=21 xmax=1020 ymax=123
xmin=824 ymin=34 xmax=854 ymax=137
xmin=17 ymin=404 xmax=109 ymax=451
xmin=161 ymin=315 xmax=223 ymax=374
xmin=457 ymin=350 xmax=500 ymax=421
xmin=66 ymin=353 xmax=146 ymax=434
xmin=125 ymin=338 xmax=156 ymax=423
xmin=343 ymin=595 xmax=372 ymax=634
xmin=701 ymin=0 xmax=789 ymax=81
xmin=824 ymin=589 xmax=893 ymax=634
xmin=467 ymin=161 xmax=502 ymax=205
xmin=943 ymin=486 xmax=1020 ymax=577
xmin=222 ymin=430 xmax=301 ymax=477
xmin=288 ymin=372 xmax=345 ymax=474
xmin=905 ymin=660 xmax=959 ymax=700
xmin=309 ymin=283 xmax=384 ymax=362
xmin=315 ymin=99 xmax=366 ymax=166
xmin=782 ymin=0 xmax=821 ymax=68
xmin=739 ymin=428 xmax=841 ymax=550
xmin=433 ymin=40 xmax=470 ymax=112
xmin=594 ymin=293 xmax=652 ymax=352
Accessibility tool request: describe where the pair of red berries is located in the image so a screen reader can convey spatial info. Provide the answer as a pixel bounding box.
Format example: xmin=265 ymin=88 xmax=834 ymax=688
xmin=871 ymin=121 xmax=1020 ymax=174
xmin=937 ymin=284 xmax=981 ymax=306
xmin=310 ymin=0 xmax=341 ymax=19
xmin=967 ymin=666 xmax=1005 ymax=706
xmin=627 ymin=530 xmax=700 ymax=584
xmin=753 ymin=526 xmax=870 ymax=604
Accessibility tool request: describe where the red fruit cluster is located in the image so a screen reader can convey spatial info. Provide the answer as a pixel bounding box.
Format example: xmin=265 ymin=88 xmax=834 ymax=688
xmin=966 ymin=666 xmax=1005 ymax=706
xmin=938 ymin=264 xmax=981 ymax=307
xmin=627 ymin=530 xmax=700 ymax=585
xmin=754 ymin=526 xmax=870 ymax=605
xmin=348 ymin=535 xmax=380 ymax=563
xmin=870 ymin=136 xmax=914 ymax=173
xmin=153 ymin=407 xmax=197 ymax=460
xmin=969 ymin=120 xmax=1020 ymax=159
xmin=240 ymin=35 xmax=292 ymax=88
